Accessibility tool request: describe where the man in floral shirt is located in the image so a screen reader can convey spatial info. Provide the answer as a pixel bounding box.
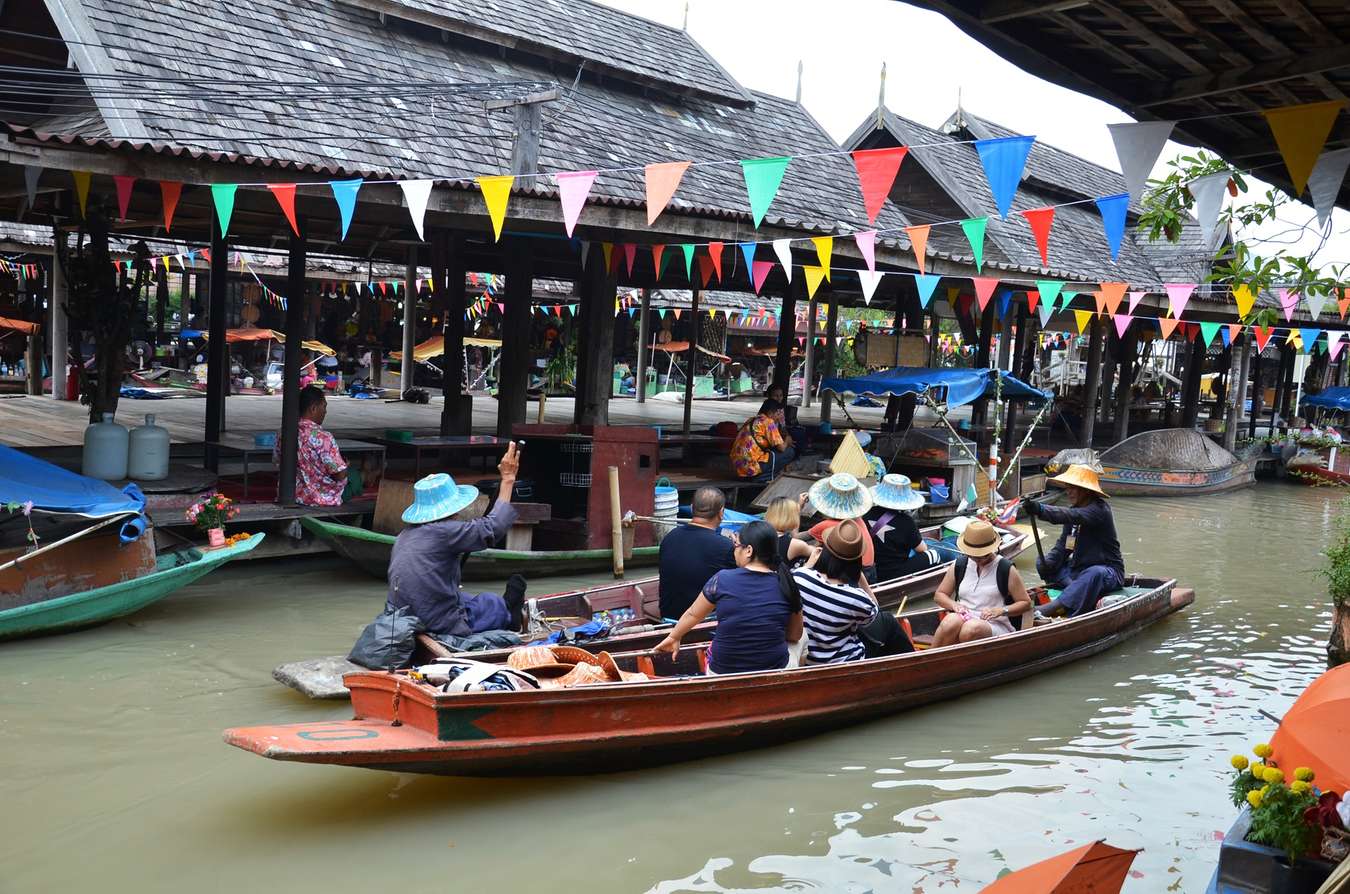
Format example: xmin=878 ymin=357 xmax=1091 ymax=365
xmin=275 ymin=387 xmax=347 ymax=506
xmin=730 ymin=399 xmax=796 ymax=479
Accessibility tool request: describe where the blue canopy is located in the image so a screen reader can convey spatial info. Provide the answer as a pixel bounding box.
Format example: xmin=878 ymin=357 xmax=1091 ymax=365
xmin=820 ymin=367 xmax=1051 ymax=408
xmin=0 ymin=446 xmax=147 ymax=541
xmin=1305 ymin=387 xmax=1350 ymax=411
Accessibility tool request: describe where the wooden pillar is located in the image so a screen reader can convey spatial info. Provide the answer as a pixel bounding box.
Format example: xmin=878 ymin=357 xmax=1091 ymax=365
xmin=49 ymin=227 xmax=68 ymax=400
xmin=821 ymin=300 xmax=838 ymax=424
xmin=400 ymin=246 xmax=418 ymax=397
xmin=1080 ymin=316 xmax=1104 ymax=447
xmin=1003 ymin=304 xmax=1028 ymax=456
xmin=1249 ymin=347 xmax=1264 ymax=437
xmin=926 ymin=309 xmax=940 ymax=367
xmin=204 ymin=217 xmax=229 ymax=469
xmin=801 ymin=294 xmax=817 ymax=408
xmin=1226 ymin=334 xmax=1253 ymax=451
xmin=154 ymin=265 xmax=168 ymax=353
xmin=635 ymin=288 xmax=651 ymax=403
xmin=574 ymin=251 xmax=616 ymax=427
xmin=1112 ymin=321 xmax=1138 ymax=443
xmin=1272 ymin=344 xmax=1290 ymax=429
xmin=278 ymin=216 xmax=306 ymax=506
xmin=26 ymin=331 xmax=41 ymax=395
xmin=971 ymin=298 xmax=996 ymax=432
xmin=497 ymin=238 xmax=533 ymax=436
xmin=1180 ymin=334 xmax=1206 ymax=428
xmin=443 ymin=237 xmax=469 ymax=434
xmin=683 ymin=286 xmax=700 ymax=456
xmin=772 ymin=282 xmax=798 ymax=391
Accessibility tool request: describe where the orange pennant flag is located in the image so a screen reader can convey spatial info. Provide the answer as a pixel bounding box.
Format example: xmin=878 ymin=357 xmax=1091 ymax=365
xmin=1157 ymin=316 xmax=1180 ymax=340
xmin=1099 ymin=281 xmax=1128 ymax=315
xmin=708 ymin=241 xmax=724 ymax=282
xmin=268 ymin=183 xmax=300 ymax=236
xmin=906 ymin=225 xmax=930 ymax=275
xmin=1263 ymin=100 xmax=1347 ymax=196
xmin=159 ymin=181 xmax=182 ymax=233
xmin=1339 ymin=286 xmax=1350 ymax=320
xmin=475 ymin=175 xmax=514 ymax=241
xmin=1093 ymin=291 xmax=1107 ymax=314
xmin=645 ymin=161 xmax=691 ymax=225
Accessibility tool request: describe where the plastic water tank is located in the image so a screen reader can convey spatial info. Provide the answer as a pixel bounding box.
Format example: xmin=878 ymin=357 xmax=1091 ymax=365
xmin=128 ymin=414 xmax=170 ymax=481
xmin=82 ymin=412 xmax=129 ymax=480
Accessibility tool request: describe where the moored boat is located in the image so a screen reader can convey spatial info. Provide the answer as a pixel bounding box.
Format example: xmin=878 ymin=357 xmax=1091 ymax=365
xmin=1049 ymin=429 xmax=1256 ymax=497
xmin=227 ymin=576 xmax=1193 ymax=775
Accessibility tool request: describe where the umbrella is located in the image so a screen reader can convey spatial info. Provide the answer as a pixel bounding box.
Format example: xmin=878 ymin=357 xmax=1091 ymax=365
xmin=981 ymin=841 xmax=1138 ymax=893
xmin=1270 ymin=663 xmax=1350 ymax=796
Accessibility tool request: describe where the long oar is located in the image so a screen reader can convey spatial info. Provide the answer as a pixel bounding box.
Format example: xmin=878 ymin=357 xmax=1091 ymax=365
xmin=1028 ymin=503 xmax=1046 ymax=564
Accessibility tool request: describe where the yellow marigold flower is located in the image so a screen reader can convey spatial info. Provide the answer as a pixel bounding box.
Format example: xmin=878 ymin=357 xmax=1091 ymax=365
xmin=1231 ymin=755 xmax=1249 ymax=770
xmin=1249 ymin=762 xmax=1265 ymax=776
xmin=1248 ymin=789 xmax=1264 ymax=808
xmin=1295 ymin=767 xmax=1314 ymax=782
xmin=1291 ymin=780 xmax=1311 ymax=795
xmin=1253 ymin=743 xmax=1273 ymax=759
xmin=1264 ymin=767 xmax=1284 ymax=784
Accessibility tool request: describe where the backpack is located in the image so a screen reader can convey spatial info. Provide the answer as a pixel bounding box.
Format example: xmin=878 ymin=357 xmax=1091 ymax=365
xmin=952 ymin=554 xmax=1014 ymax=605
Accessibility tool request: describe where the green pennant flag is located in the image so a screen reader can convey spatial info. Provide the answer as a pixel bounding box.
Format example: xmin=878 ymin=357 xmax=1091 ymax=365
xmin=740 ymin=156 xmax=791 ymax=228
xmin=680 ymin=244 xmax=695 ymax=280
xmin=1059 ymin=288 xmax=1081 ymax=311
xmin=657 ymin=245 xmax=673 ymax=279
xmin=1036 ymin=280 xmax=1064 ymax=311
xmin=1199 ymin=321 xmax=1222 ymax=348
xmin=210 ymin=184 xmax=238 ymax=237
xmin=960 ymin=217 xmax=988 ymax=273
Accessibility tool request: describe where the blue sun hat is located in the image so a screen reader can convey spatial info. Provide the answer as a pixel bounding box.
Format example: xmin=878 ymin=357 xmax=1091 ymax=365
xmin=807 ymin=472 xmax=874 ymax=520
xmin=401 ymin=473 xmax=481 ymax=524
xmin=871 ymin=473 xmax=925 ymax=512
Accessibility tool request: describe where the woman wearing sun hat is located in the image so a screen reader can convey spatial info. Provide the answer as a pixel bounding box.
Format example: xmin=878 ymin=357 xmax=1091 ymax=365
xmin=805 ymin=473 xmax=877 ymax=581
xmin=386 ymin=443 xmax=529 ymax=637
xmin=931 ymin=518 xmax=1032 ymax=647
xmin=864 ymin=473 xmax=948 ymax=581
xmin=1025 ymin=463 xmax=1125 ymax=618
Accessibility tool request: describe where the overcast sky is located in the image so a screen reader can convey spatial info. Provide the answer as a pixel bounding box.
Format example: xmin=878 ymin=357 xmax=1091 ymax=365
xmin=601 ymin=0 xmax=1348 ymax=277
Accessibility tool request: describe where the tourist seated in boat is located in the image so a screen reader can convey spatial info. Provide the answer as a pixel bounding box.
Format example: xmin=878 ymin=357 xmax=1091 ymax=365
xmin=865 ymin=474 xmax=946 ymax=580
xmin=763 ymin=495 xmax=814 ymax=567
xmin=730 ymin=399 xmax=796 ymax=480
xmin=804 ymin=473 xmax=878 ymax=583
xmin=931 ymin=519 xmax=1032 ymax=646
xmin=274 ymin=386 xmax=348 ymax=506
xmin=386 ymin=444 xmax=528 ymax=637
xmin=794 ymin=521 xmax=914 ymax=663
xmin=657 ymin=486 xmax=736 ymax=620
xmin=1025 ymin=464 xmax=1125 ymax=619
xmin=654 ymin=520 xmax=805 ymax=673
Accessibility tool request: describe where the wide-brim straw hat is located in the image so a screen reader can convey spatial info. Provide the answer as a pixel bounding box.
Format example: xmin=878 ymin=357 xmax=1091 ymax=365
xmin=1049 ymin=463 xmax=1109 ymax=498
xmin=871 ymin=473 xmax=925 ymax=512
xmin=808 ymin=472 xmax=874 ymax=520
xmin=957 ymin=518 xmax=1001 ymax=558
xmin=506 ymin=645 xmax=573 ymax=677
xmin=401 ymin=472 xmax=481 ymax=524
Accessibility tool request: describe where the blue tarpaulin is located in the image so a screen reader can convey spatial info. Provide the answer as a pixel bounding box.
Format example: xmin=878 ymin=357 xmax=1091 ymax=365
xmin=0 ymin=446 xmax=147 ymax=541
xmin=820 ymin=367 xmax=1051 ymax=408
xmin=1304 ymin=387 xmax=1350 ymax=411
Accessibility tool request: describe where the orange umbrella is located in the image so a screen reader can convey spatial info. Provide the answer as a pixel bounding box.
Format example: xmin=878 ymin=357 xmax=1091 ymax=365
xmin=981 ymin=841 xmax=1138 ymax=893
xmin=1270 ymin=663 xmax=1350 ymax=795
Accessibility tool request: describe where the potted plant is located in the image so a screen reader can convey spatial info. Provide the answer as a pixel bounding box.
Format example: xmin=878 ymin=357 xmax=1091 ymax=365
xmin=1323 ymin=506 xmax=1350 ymax=668
xmin=186 ymin=493 xmax=238 ymax=548
xmin=1227 ymin=744 xmax=1337 ymax=893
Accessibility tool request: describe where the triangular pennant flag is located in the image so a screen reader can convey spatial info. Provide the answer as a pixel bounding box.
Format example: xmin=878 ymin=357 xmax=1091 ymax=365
xmin=399 ymin=179 xmax=434 ymax=241
xmin=210 ymin=183 xmax=237 ymax=236
xmin=1165 ymin=283 xmax=1195 ymax=318
xmin=995 ymin=290 xmax=1012 ymax=319
xmin=601 ymin=242 xmax=615 ymax=273
xmin=680 ymin=244 xmax=695 ymax=279
xmin=1093 ymin=290 xmax=1108 ymax=314
xmin=772 ymin=239 xmax=793 ymax=282
xmin=1107 ymin=121 xmax=1176 ymax=205
xmin=329 ymin=179 xmax=363 ymax=240
xmin=268 ymin=183 xmax=300 ymax=236
xmin=645 ymin=161 xmax=690 ymax=225
xmin=708 ymin=241 xmax=724 ymax=282
xmin=1099 ymin=281 xmax=1128 ymax=315
xmin=1339 ymin=288 xmax=1350 ymax=320
xmin=652 ymin=244 xmax=669 ymax=279
xmin=855 ymin=230 xmax=876 ymax=273
xmin=579 ymin=240 xmax=592 ymax=269
xmin=741 ymin=156 xmax=791 ymax=227
xmin=1189 ymin=172 xmax=1230 ymax=248
xmin=738 ymin=242 xmax=756 ymax=277
xmin=1020 ymin=206 xmax=1055 ymax=267
xmin=1127 ymin=290 xmax=1147 ymax=314
xmin=1279 ymin=288 xmax=1299 ymax=322
xmin=72 ymin=171 xmax=91 ymax=218
xmin=1199 ymin=322 xmax=1223 ymax=348
xmin=1073 ymin=309 xmax=1094 ymax=334
xmin=697 ymin=255 xmax=715 ymax=288
xmin=1059 ymin=288 xmax=1081 ymax=310
xmin=112 ymin=175 xmax=135 ymax=220
xmin=1227 ymin=323 xmax=1243 ymax=345
xmin=1113 ymin=314 xmax=1133 ymax=338
xmin=972 ymin=277 xmax=999 ymax=311
xmin=1286 ymin=328 xmax=1299 ymax=346
xmin=622 ymin=242 xmax=637 ymax=276
xmin=1300 ymin=328 xmax=1323 ymax=353
xmin=857 ymin=270 xmax=885 ymax=305
xmin=1036 ymin=300 xmax=1054 ymax=327
xmin=811 ymin=236 xmax=833 ymax=280
xmin=974 ymin=135 xmax=1035 ymax=218
xmin=1186 ymin=322 xmax=1201 ymax=342
xmin=1157 ymin=316 xmax=1180 ymax=340
xmin=803 ymin=265 xmax=827 ymax=299
xmin=915 ymin=274 xmax=941 ymax=309
xmin=554 ymin=170 xmax=597 ymax=238
xmin=960 ymin=218 xmax=987 ymax=273
xmin=905 ymin=225 xmax=930 ymax=275
xmin=1328 ymin=331 xmax=1346 ymax=361
xmin=1306 ymin=291 xmax=1329 ymax=319
xmin=851 ymin=146 xmax=907 ymax=223
xmin=1308 ymin=148 xmax=1350 ymax=227
xmin=1263 ymin=100 xmax=1347 ymax=196
xmin=752 ymin=260 xmax=775 ymax=295
xmin=1025 ymin=289 xmax=1040 ymax=312
xmin=1220 ymin=324 xmax=1233 ymax=348
xmin=1036 ymin=280 xmax=1064 ymax=311
xmin=1233 ymin=283 xmax=1256 ymax=318
xmin=1094 ymin=193 xmax=1130 ymax=261
xmin=22 ymin=166 xmax=39 ymax=207
xmin=475 ymin=175 xmax=513 ymax=241
xmin=159 ymin=181 xmax=182 ymax=233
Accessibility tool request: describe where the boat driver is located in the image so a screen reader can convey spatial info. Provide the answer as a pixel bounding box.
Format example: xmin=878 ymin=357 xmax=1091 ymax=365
xmin=1025 ymin=465 xmax=1125 ymax=618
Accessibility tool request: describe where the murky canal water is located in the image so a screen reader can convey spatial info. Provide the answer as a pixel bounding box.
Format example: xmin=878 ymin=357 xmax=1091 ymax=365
xmin=2 ymin=484 xmax=1338 ymax=893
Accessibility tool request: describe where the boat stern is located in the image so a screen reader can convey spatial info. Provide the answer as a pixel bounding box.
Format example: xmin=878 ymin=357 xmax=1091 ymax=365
xmin=222 ymin=719 xmax=446 ymax=766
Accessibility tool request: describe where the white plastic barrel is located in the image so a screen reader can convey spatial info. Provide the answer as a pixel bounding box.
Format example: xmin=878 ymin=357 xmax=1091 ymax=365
xmin=82 ymin=412 xmax=129 ymax=480
xmin=128 ymin=414 xmax=170 ymax=481
xmin=653 ymin=482 xmax=679 ymax=544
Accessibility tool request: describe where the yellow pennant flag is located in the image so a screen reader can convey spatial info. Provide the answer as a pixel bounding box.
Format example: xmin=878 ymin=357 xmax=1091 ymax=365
xmin=803 ymin=264 xmax=827 ymax=299
xmin=1286 ymin=328 xmax=1300 ymax=346
xmin=475 ymin=175 xmax=515 ymax=242
xmin=162 ymin=256 xmax=171 ymax=273
xmin=600 ymin=242 xmax=614 ymax=272
xmin=1263 ymin=100 xmax=1347 ymax=196
xmin=72 ymin=170 xmax=91 ymax=218
xmin=811 ymin=236 xmax=833 ymax=281
xmin=1233 ymin=283 xmax=1256 ymax=318
xmin=1073 ymin=309 xmax=1094 ymax=334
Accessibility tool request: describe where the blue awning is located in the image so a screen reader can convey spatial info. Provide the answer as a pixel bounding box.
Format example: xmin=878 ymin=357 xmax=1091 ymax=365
xmin=1304 ymin=387 xmax=1350 ymax=411
xmin=820 ymin=367 xmax=1051 ymax=408
xmin=0 ymin=446 xmax=147 ymax=541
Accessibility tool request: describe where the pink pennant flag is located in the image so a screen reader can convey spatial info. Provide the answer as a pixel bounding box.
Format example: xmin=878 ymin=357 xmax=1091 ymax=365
xmin=113 ymin=175 xmax=136 ymax=220
xmin=622 ymin=242 xmax=637 ymax=276
xmin=751 ymin=260 xmax=774 ymax=295
xmin=972 ymin=277 xmax=999 ymax=311
xmin=1113 ymin=313 xmax=1133 ymax=337
xmin=554 ymin=170 xmax=597 ymax=238
xmin=1164 ymin=283 xmax=1195 ymax=318
xmin=1127 ymin=290 xmax=1147 ymax=314
xmin=1279 ymin=288 xmax=1300 ymax=322
xmin=1328 ymin=331 xmax=1346 ymax=361
xmin=854 ymin=230 xmax=877 ymax=273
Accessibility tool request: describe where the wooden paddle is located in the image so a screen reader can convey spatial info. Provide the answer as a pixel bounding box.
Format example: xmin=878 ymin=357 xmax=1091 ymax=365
xmin=1027 ymin=500 xmax=1046 ymax=564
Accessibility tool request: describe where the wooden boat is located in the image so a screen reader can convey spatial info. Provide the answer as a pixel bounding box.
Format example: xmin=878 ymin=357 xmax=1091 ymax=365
xmin=1049 ymin=429 xmax=1256 ymax=497
xmin=227 ymin=576 xmax=1193 ymax=775
xmin=1286 ymin=442 xmax=1350 ymax=486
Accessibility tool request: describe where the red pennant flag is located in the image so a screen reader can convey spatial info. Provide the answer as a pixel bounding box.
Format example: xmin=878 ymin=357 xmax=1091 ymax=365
xmin=377 ymin=282 xmax=387 ymax=295
xmin=1099 ymin=281 xmax=1128 ymax=315
xmin=157 ymin=181 xmax=182 ymax=233
xmin=1157 ymin=317 xmax=1180 ymax=340
xmin=1228 ymin=323 xmax=1243 ymax=344
xmin=622 ymin=242 xmax=637 ymax=276
xmin=113 ymin=175 xmax=135 ymax=220
xmin=972 ymin=277 xmax=999 ymax=311
xmin=1253 ymin=325 xmax=1274 ymax=352
xmin=1026 ymin=289 xmax=1040 ymax=312
xmin=651 ymin=244 xmax=665 ymax=277
xmin=851 ymin=146 xmax=908 ymax=223
xmin=708 ymin=242 xmax=724 ymax=282
xmin=1019 ymin=206 xmax=1055 ymax=266
xmin=268 ymin=183 xmax=300 ymax=236
xmin=1185 ymin=322 xmax=1200 ymax=342
xmin=697 ymin=255 xmax=715 ymax=288
xmin=200 ymin=248 xmax=211 ymax=263
xmin=553 ymin=304 xmax=562 ymax=318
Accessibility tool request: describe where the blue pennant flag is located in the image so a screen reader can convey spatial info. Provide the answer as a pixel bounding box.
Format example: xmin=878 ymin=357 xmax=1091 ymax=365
xmin=1220 ymin=325 xmax=1232 ymax=348
xmin=1301 ymin=328 xmax=1323 ymax=353
xmin=914 ymin=273 xmax=942 ymax=309
xmin=329 ymin=179 xmax=363 ymax=240
xmin=1095 ymin=193 xmax=1130 ymax=262
xmin=974 ymin=135 xmax=1035 ymax=219
xmin=996 ymin=290 xmax=1012 ymax=320
xmin=739 ymin=241 xmax=756 ymax=275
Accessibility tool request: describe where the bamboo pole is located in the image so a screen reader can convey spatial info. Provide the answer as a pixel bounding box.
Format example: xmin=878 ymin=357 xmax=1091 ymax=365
xmin=608 ymin=465 xmax=624 ymax=578
xmin=0 ymin=514 xmax=130 ymax=574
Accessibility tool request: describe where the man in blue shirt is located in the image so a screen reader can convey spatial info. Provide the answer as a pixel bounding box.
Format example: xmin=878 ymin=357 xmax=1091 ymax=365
xmin=658 ymin=486 xmax=736 ymax=619
xmin=1026 ymin=464 xmax=1125 ymax=618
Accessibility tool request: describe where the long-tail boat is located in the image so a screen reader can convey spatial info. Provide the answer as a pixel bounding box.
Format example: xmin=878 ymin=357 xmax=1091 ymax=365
xmin=228 ymin=577 xmax=1193 ymax=775
xmin=1048 ymin=429 xmax=1256 ymax=497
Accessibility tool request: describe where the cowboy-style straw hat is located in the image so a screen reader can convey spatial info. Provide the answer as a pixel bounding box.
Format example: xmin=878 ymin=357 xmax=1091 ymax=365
xmin=957 ymin=518 xmax=1001 ymax=558
xmin=808 ymin=472 xmax=874 ymax=520
xmin=823 ymin=520 xmax=866 ymax=561
xmin=871 ymin=473 xmax=926 ymax=512
xmin=401 ymin=472 xmax=481 ymax=524
xmin=1049 ymin=463 xmax=1109 ymax=498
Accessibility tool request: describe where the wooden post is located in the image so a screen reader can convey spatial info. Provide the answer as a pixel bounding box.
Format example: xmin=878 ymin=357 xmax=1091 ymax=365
xmin=1080 ymin=316 xmax=1104 ymax=447
xmin=400 ymin=246 xmax=418 ymax=397
xmin=683 ymin=286 xmax=700 ymax=461
xmin=1180 ymin=334 xmax=1206 ymax=428
xmin=971 ymin=298 xmax=996 ymax=437
xmin=278 ymin=216 xmax=306 ymax=506
xmin=926 ymin=308 xmax=939 ymax=367
xmin=821 ymin=300 xmax=838 ymax=424
xmin=204 ymin=215 xmax=229 ymax=470
xmin=573 ymin=250 xmax=616 ymax=426
xmin=443 ymin=236 xmax=469 ymax=435
xmin=1003 ymin=303 xmax=1028 ymax=457
xmin=635 ymin=288 xmax=651 ymax=403
xmin=497 ymin=238 xmax=534 ymax=436
xmin=801 ymin=294 xmax=817 ymax=408
xmin=49 ymin=226 xmax=67 ymax=400
xmin=26 ymin=331 xmax=41 ymax=395
xmin=1111 ymin=321 xmax=1138 ymax=443
xmin=154 ymin=265 xmax=168 ymax=353
xmin=1226 ymin=334 xmax=1253 ymax=451
xmin=1248 ymin=347 xmax=1264 ymax=438
xmin=772 ymin=282 xmax=798 ymax=391
xmin=608 ymin=465 xmax=624 ymax=578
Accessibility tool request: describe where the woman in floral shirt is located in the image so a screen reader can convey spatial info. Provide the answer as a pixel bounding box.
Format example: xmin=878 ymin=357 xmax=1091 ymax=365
xmin=274 ymin=387 xmax=348 ymax=506
xmin=731 ymin=399 xmax=796 ymax=479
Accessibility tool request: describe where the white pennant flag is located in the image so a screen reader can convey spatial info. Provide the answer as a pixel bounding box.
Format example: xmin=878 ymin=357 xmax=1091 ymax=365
xmin=1306 ymin=290 xmax=1329 ymax=319
xmin=1127 ymin=290 xmax=1147 ymax=314
xmin=23 ymin=165 xmax=40 ymax=207
xmin=399 ymin=180 xmax=434 ymax=241
xmin=1189 ymin=171 xmax=1231 ymax=249
xmin=1036 ymin=300 xmax=1054 ymax=327
xmin=857 ymin=269 xmax=885 ymax=305
xmin=1107 ymin=121 xmax=1174 ymax=205
xmin=772 ymin=239 xmax=794 ymax=283
xmin=579 ymin=240 xmax=592 ymax=269
xmin=1328 ymin=330 xmax=1344 ymax=359
xmin=1308 ymin=148 xmax=1350 ymax=228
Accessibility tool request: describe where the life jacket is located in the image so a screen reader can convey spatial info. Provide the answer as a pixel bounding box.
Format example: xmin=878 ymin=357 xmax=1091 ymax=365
xmin=952 ymin=554 xmax=1014 ymax=605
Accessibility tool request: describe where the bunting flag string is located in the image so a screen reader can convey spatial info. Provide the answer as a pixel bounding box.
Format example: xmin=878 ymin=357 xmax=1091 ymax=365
xmin=113 ymin=175 xmax=135 ymax=221
xmin=1165 ymin=283 xmax=1194 ymax=319
xmin=855 ymin=230 xmax=876 ymax=273
xmin=210 ymin=183 xmax=237 ymax=237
